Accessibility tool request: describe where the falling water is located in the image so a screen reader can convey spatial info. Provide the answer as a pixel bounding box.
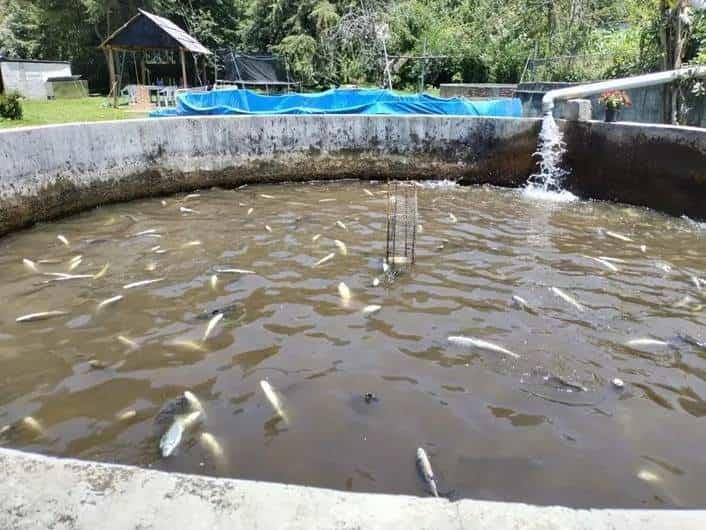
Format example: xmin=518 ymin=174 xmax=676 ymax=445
xmin=523 ymin=113 xmax=577 ymax=202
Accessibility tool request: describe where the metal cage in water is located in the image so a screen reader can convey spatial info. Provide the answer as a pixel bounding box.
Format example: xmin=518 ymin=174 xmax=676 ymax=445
xmin=385 ymin=181 xmax=418 ymax=267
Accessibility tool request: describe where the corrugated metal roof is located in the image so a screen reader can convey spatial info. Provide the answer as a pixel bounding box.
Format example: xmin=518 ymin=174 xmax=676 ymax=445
xmin=138 ymin=10 xmax=211 ymax=55
xmin=100 ymin=10 xmax=211 ymax=55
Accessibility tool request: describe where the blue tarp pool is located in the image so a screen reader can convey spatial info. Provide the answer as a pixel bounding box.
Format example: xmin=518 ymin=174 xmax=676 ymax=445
xmin=150 ymin=88 xmax=522 ymax=118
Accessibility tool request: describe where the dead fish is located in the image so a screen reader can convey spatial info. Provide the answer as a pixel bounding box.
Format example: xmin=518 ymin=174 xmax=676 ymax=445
xmin=37 ymin=259 xmax=62 ymax=265
xmin=626 ymin=338 xmax=669 ymax=348
xmin=319 ymin=198 xmax=336 ymax=203
xmin=68 ymin=256 xmax=82 ymax=271
xmin=214 ymin=267 xmax=255 ymax=275
xmin=417 ymin=224 xmax=423 ymax=233
xmin=116 ymin=409 xmax=137 ymax=422
xmin=22 ymin=258 xmax=39 ymax=273
xmin=511 ymin=295 xmax=533 ymax=312
xmin=312 ymin=234 xmax=322 ymax=242
xmin=690 ymin=275 xmax=702 ymax=290
xmin=21 ymin=416 xmax=44 ymax=436
xmin=362 ymin=304 xmax=381 ymax=315
xmin=260 ymin=194 xmax=275 ymax=199
xmin=88 ymin=359 xmax=107 ymax=370
xmin=160 ymin=410 xmax=201 ymax=457
xmin=586 ymin=256 xmax=619 ymax=272
xmin=640 ymin=244 xmax=647 ymax=253
xmin=416 ymin=447 xmax=439 ymax=497
xmin=183 ymin=391 xmax=204 ymax=413
xmin=150 ymin=245 xmax=161 ymax=252
xmin=612 ymin=378 xmax=625 ymax=389
xmin=598 ymin=256 xmax=627 ymax=264
xmin=637 ymin=469 xmax=661 ymax=484
xmin=334 ymin=240 xmax=348 ymax=255
xmin=43 ymin=273 xmax=93 ymax=283
xmin=448 ymin=213 xmax=458 ymax=223
xmin=203 ymin=313 xmax=224 ymax=341
xmin=133 ymin=229 xmax=158 ymax=237
xmin=336 ymin=220 xmax=347 ymax=230
xmin=338 ymin=282 xmax=352 ymax=303
xmin=57 ymin=235 xmax=70 ymax=247
xmin=313 ymin=253 xmax=335 ymax=267
xmin=16 ymin=310 xmax=68 ymax=323
xmin=169 ymin=340 xmax=207 ymax=352
xmin=265 ymin=225 xmax=272 ymax=233
xmin=363 ymin=188 xmax=374 ymax=197
xmin=372 ymin=277 xmax=380 ymax=287
xmin=544 ymin=375 xmax=587 ymax=393
xmin=199 ymin=432 xmax=225 ymax=459
xmin=161 ymin=200 xmax=168 ymax=206
xmin=237 ymin=184 xmax=248 ymax=189
xmin=180 ymin=240 xmax=202 ymax=249
xmin=210 ymin=274 xmax=218 ymax=289
xmin=656 ymin=262 xmax=672 ymax=273
xmin=247 ymin=208 xmax=254 ymax=215
xmin=605 ymin=230 xmax=633 ymax=242
xmin=183 ymin=193 xmax=201 ymax=200
xmin=123 ymin=278 xmax=164 ymax=289
xmin=550 ymin=287 xmax=585 ymax=312
xmin=260 ymin=380 xmax=288 ymax=424
xmin=93 ymin=263 xmax=110 ymax=279
xmin=97 ymin=295 xmax=123 ymax=310
xmin=145 ymin=262 xmax=157 ymax=272
xmin=448 ymin=336 xmax=520 ymax=359
xmin=117 ymin=335 xmax=139 ymax=350
xmin=179 ymin=206 xmax=198 ymax=214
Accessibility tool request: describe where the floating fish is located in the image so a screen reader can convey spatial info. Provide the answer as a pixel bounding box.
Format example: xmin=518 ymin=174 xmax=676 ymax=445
xmin=656 ymin=262 xmax=672 ymax=273
xmin=180 ymin=240 xmax=202 ymax=249
xmin=199 ymin=432 xmax=225 ymax=459
xmin=338 ymin=282 xmax=352 ymax=303
xmin=42 ymin=273 xmax=93 ymax=283
xmin=363 ymin=188 xmax=374 ymax=197
xmin=448 ymin=213 xmax=458 ymax=223
xmin=145 ymin=262 xmax=157 ymax=272
xmin=605 ymin=230 xmax=633 ymax=242
xmin=209 ymin=274 xmax=218 ymax=290
xmin=123 ymin=278 xmax=164 ymax=289
xmin=382 ymin=261 xmax=390 ymax=273
xmin=68 ymin=256 xmax=82 ymax=271
xmin=16 ymin=310 xmax=68 ymax=323
xmin=133 ymin=229 xmax=158 ymax=237
xmin=586 ymin=256 xmax=619 ymax=272
xmin=21 ymin=416 xmax=44 ymax=436
xmin=319 ymin=198 xmax=336 ymax=203
xmin=22 ymin=258 xmax=38 ymax=273
xmin=417 ymin=224 xmax=423 ymax=233
xmin=203 ymin=313 xmax=224 ymax=341
xmin=626 ymin=338 xmax=669 ymax=347
xmin=247 ymin=208 xmax=254 ymax=216
xmin=637 ymin=469 xmax=661 ymax=484
xmin=362 ymin=304 xmax=381 ymax=315
xmin=640 ymin=244 xmax=647 ymax=253
xmin=184 ymin=193 xmax=201 ymax=200
xmin=160 ymin=411 xmax=201 ymax=457
xmin=448 ymin=336 xmax=520 ymax=359
xmin=183 ymin=391 xmax=204 ymax=413
xmin=214 ymin=267 xmax=255 ymax=275
xmin=260 ymin=194 xmax=275 ymax=199
xmin=237 ymin=184 xmax=248 ymax=190
xmin=88 ymin=359 xmax=107 ymax=370
xmin=116 ymin=409 xmax=137 ymax=422
xmin=150 ymin=245 xmax=161 ymax=252
xmin=169 ymin=340 xmax=207 ymax=352
xmin=93 ymin=263 xmax=110 ymax=279
xmin=179 ymin=206 xmax=198 ymax=214
xmin=612 ymin=378 xmax=625 ymax=389
xmin=416 ymin=447 xmax=439 ymax=497
xmin=57 ymin=235 xmax=69 ymax=247
xmin=372 ymin=277 xmax=380 ymax=287
xmin=334 ymin=239 xmax=348 ymax=255
xmin=37 ymin=259 xmax=62 ymax=265
xmin=598 ymin=256 xmax=627 ymax=263
xmin=313 ymin=253 xmax=335 ymax=267
xmin=511 ymin=295 xmax=532 ymax=311
xmin=550 ymin=287 xmax=585 ymax=311
xmin=97 ymin=295 xmax=123 ymax=310
xmin=336 ymin=220 xmax=347 ymax=230
xmin=117 ymin=335 xmax=139 ymax=350
xmin=690 ymin=275 xmax=702 ymax=290
xmin=312 ymin=234 xmax=321 ymax=242
xmin=161 ymin=200 xmax=167 ymax=206
xmin=260 ymin=380 xmax=288 ymax=424
xmin=265 ymin=225 xmax=272 ymax=233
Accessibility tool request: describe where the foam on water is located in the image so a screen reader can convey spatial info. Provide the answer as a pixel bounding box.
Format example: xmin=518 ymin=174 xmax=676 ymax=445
xmin=523 ymin=113 xmax=577 ymax=202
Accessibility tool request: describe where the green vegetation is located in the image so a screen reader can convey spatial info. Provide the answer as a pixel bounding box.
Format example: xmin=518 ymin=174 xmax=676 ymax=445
xmin=0 ymin=92 xmax=23 ymax=120
xmin=0 ymin=97 xmax=145 ymax=129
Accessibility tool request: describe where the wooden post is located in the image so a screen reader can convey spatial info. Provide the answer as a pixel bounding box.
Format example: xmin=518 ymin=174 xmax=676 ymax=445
xmin=140 ymin=54 xmax=147 ymax=86
xmin=180 ymin=48 xmax=188 ymax=88
xmin=107 ymin=46 xmax=117 ymax=108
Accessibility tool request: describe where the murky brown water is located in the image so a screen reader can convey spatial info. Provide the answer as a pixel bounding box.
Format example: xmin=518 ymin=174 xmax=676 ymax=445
xmin=1 ymin=180 xmax=706 ymax=508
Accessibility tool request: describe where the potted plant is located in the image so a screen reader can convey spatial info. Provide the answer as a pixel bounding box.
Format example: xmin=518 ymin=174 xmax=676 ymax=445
xmin=599 ymin=90 xmax=631 ymax=122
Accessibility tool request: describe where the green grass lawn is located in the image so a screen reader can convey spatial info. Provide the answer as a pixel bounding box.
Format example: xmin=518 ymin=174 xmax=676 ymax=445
xmin=0 ymin=97 xmax=147 ymax=129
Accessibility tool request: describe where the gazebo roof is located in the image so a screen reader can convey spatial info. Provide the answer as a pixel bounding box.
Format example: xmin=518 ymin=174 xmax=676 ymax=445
xmin=100 ymin=9 xmax=211 ymax=55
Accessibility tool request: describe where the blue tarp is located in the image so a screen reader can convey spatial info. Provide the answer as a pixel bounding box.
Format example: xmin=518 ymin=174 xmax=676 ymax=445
xmin=150 ymin=88 xmax=522 ymax=118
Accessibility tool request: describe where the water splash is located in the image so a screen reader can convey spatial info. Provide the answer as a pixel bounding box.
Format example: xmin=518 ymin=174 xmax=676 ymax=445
xmin=523 ymin=113 xmax=577 ymax=202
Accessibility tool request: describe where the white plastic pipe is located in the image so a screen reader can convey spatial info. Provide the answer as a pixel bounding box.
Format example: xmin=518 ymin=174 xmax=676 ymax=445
xmin=541 ymin=66 xmax=706 ymax=114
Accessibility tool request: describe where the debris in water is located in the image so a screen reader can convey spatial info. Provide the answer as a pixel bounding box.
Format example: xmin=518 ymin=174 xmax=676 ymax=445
xmin=550 ymin=287 xmax=585 ymax=311
xmin=363 ymin=188 xmax=374 ymax=197
xmin=338 ymin=282 xmax=352 ymax=304
xmin=612 ymin=378 xmax=625 ymax=389
xmin=93 ymin=263 xmax=110 ymax=279
xmin=260 ymin=380 xmax=288 ymax=424
xmin=334 ymin=239 xmax=348 ymax=255
xmin=416 ymin=447 xmax=439 ymax=497
xmin=16 ymin=310 xmax=68 ymax=323
xmin=448 ymin=335 xmax=520 ymax=359
xmin=200 ymin=432 xmax=225 ymax=459
xmin=362 ymin=305 xmax=381 ymax=315
xmin=260 ymin=194 xmax=275 ymax=199
xmin=117 ymin=335 xmax=139 ymax=350
xmin=214 ymin=267 xmax=255 ymax=274
xmin=605 ymin=231 xmax=633 ymax=242
xmin=313 ymin=253 xmax=335 ymax=267
xmin=180 ymin=241 xmax=202 ymax=249
xmin=57 ymin=235 xmax=70 ymax=247
xmin=22 ymin=258 xmax=39 ymax=273
xmin=97 ymin=295 xmax=123 ymax=310
xmin=448 ymin=213 xmax=458 ymax=223
xmin=265 ymin=225 xmax=272 ymax=233
xmin=336 ymin=220 xmax=347 ymax=230
xmin=203 ymin=313 xmax=224 ymax=341
xmin=116 ymin=409 xmax=137 ymax=422
xmin=123 ymin=278 xmax=164 ymax=289
xmin=626 ymin=338 xmax=669 ymax=348
xmin=179 ymin=206 xmax=198 ymax=214
xmin=312 ymin=234 xmax=321 ymax=242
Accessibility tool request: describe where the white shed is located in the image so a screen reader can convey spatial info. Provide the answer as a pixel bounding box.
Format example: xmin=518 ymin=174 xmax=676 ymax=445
xmin=0 ymin=58 xmax=72 ymax=100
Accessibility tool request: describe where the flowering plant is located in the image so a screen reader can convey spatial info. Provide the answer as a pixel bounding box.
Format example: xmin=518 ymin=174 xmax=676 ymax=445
xmin=599 ymin=90 xmax=632 ymax=110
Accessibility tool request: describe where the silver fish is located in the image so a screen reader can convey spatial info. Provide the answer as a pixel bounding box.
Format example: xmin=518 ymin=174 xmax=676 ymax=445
xmin=448 ymin=213 xmax=458 ymax=223
xmin=116 ymin=409 xmax=137 ymax=422
xmin=159 ymin=417 xmax=185 ymax=457
xmin=312 ymin=234 xmax=322 ymax=242
xmin=183 ymin=391 xmax=204 ymax=413
xmin=247 ymin=207 xmax=254 ymax=215
xmin=372 ymin=277 xmax=380 ymax=287
xmin=265 ymin=225 xmax=272 ymax=233
xmin=336 ymin=220 xmax=347 ymax=230
xmin=16 ymin=310 xmax=68 ymax=323
xmin=626 ymin=338 xmax=669 ymax=347
xmin=260 ymin=194 xmax=275 ymax=199
xmin=22 ymin=258 xmax=39 ymax=273
xmin=319 ymin=198 xmax=336 ymax=203
xmin=334 ymin=239 xmax=348 ymax=255
xmin=313 ymin=253 xmax=335 ymax=267
xmin=117 ymin=335 xmax=139 ymax=350
xmin=180 ymin=240 xmax=202 ymax=248
xmin=21 ymin=416 xmax=44 ymax=436
xmin=260 ymin=380 xmax=288 ymax=423
xmin=123 ymin=278 xmax=164 ymax=289
xmin=93 ymin=263 xmax=110 ymax=279
xmin=214 ymin=267 xmax=255 ymax=274
xmin=416 ymin=447 xmax=439 ymax=497
xmin=363 ymin=188 xmax=374 ymax=197
xmin=550 ymin=287 xmax=585 ymax=312
xmin=200 ymin=432 xmax=225 ymax=459
xmin=183 ymin=193 xmax=201 ymax=200
xmin=97 ymin=295 xmax=123 ymax=310
xmin=448 ymin=336 xmax=520 ymax=359
xmin=57 ymin=235 xmax=70 ymax=247
xmin=133 ymin=229 xmax=158 ymax=236
xmin=203 ymin=313 xmax=224 ymax=341
xmin=179 ymin=206 xmax=198 ymax=214
xmin=362 ymin=304 xmax=381 ymax=315
xmin=511 ymin=295 xmax=532 ymax=311
xmin=338 ymin=282 xmax=352 ymax=304
xmin=605 ymin=230 xmax=633 ymax=242
xmin=169 ymin=340 xmax=207 ymax=352
xmin=586 ymin=256 xmax=619 ymax=272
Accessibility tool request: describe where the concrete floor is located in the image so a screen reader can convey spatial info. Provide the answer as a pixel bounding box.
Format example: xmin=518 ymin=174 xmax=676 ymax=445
xmin=1 ymin=448 xmax=704 ymax=529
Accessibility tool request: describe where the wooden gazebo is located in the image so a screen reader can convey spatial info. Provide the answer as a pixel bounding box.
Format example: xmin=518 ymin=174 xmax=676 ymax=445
xmin=100 ymin=9 xmax=211 ymax=106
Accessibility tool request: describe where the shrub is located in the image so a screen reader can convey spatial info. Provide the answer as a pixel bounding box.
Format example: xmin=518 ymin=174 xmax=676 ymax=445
xmin=0 ymin=92 xmax=23 ymax=120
